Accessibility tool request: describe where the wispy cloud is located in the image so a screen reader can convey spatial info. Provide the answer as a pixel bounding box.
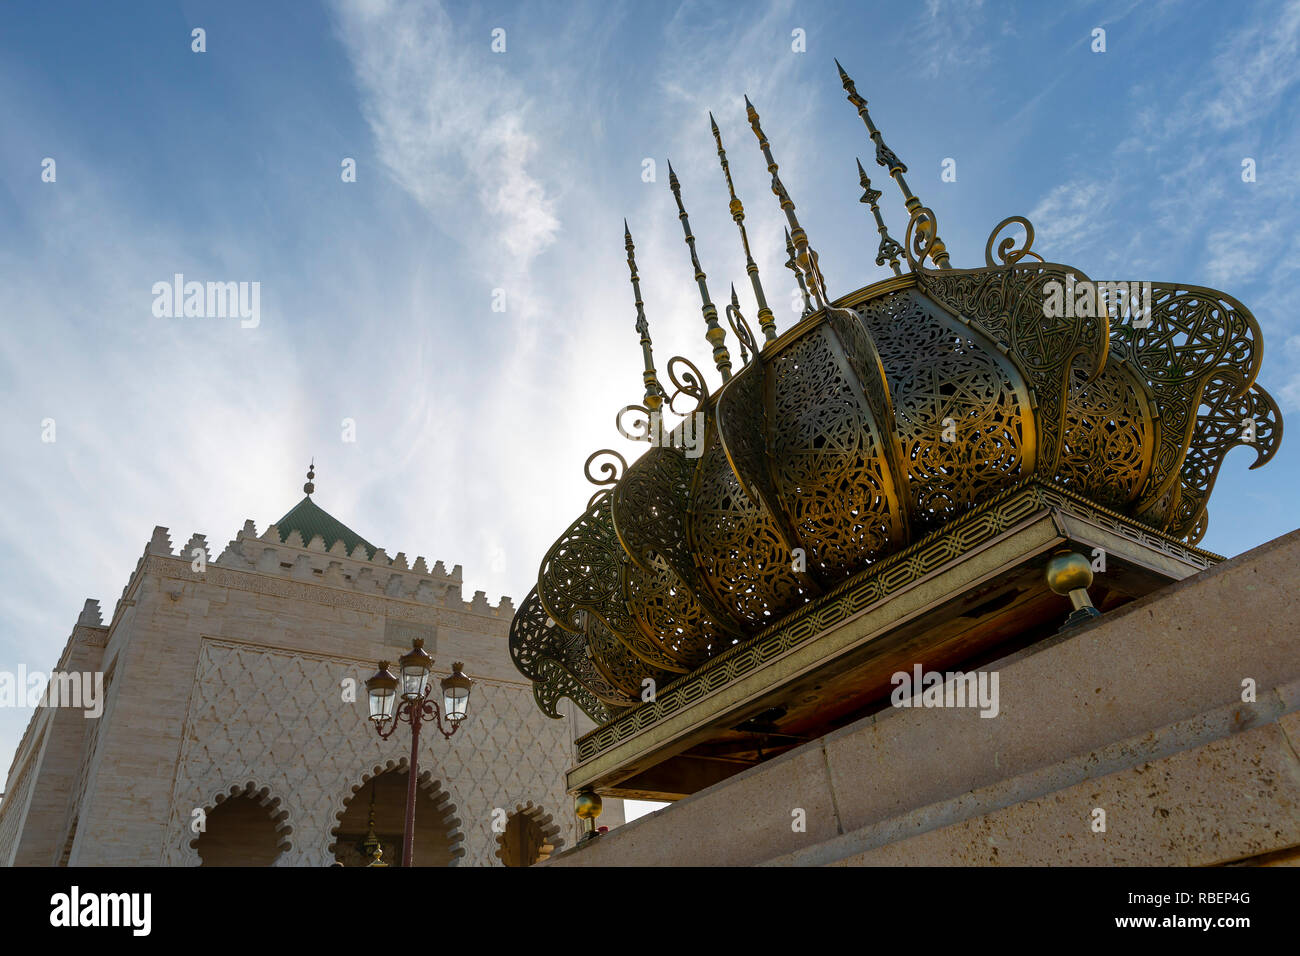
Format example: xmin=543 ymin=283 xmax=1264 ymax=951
xmin=1027 ymin=178 xmax=1117 ymax=258
xmin=1202 ymin=0 xmax=1300 ymax=130
xmin=914 ymin=0 xmax=992 ymax=79
xmin=331 ymin=0 xmax=560 ymax=275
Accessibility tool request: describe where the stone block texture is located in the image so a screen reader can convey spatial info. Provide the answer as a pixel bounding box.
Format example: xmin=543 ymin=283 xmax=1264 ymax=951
xmin=0 ymin=518 xmax=582 ymax=867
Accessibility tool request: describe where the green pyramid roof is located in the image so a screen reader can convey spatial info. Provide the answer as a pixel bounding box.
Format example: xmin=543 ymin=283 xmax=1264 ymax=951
xmin=275 ymin=496 xmax=378 ymax=559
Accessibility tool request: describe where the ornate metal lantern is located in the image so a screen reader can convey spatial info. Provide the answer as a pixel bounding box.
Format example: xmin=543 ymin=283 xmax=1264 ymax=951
xmin=364 ymin=662 xmax=398 ymax=723
xmin=509 ymin=59 xmax=1283 ymax=802
xmin=397 ymin=638 xmax=433 ymax=700
xmin=440 ymin=662 xmax=473 ymax=724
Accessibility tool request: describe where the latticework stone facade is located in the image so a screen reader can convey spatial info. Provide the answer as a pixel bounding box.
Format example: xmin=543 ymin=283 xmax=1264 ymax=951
xmin=0 ymin=499 xmax=605 ymax=867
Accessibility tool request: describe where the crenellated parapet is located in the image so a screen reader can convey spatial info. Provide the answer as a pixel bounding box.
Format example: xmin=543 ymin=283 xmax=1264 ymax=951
xmin=129 ymin=520 xmax=511 ymax=618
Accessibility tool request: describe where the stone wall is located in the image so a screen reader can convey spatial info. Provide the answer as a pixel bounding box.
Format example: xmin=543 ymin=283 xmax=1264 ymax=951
xmin=0 ymin=605 xmax=107 ymax=866
xmin=2 ymin=519 xmax=583 ymax=866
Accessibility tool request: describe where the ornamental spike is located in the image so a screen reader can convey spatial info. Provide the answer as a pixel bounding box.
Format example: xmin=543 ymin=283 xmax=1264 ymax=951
xmin=668 ymin=160 xmax=732 ymax=383
xmin=624 ymin=221 xmax=665 ymax=409
xmin=837 ymin=59 xmax=950 ymax=268
xmin=745 ymin=94 xmax=829 ymax=309
xmin=711 ymin=111 xmax=777 ymax=343
xmin=857 ymin=159 xmax=903 ymax=277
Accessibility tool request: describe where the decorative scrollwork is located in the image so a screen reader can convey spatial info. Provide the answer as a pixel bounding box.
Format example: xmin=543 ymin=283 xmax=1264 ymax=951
xmin=624 ymin=556 xmax=732 ymax=669
xmin=612 ymin=443 xmax=748 ymax=636
xmin=665 ymin=355 xmax=710 ymax=416
xmin=984 ymin=216 xmax=1043 ymax=267
xmin=876 ymin=233 xmax=904 ymax=269
xmin=823 ymin=305 xmax=912 ymax=531
xmin=1166 ymin=372 xmax=1281 ymax=542
xmin=1119 ymin=283 xmax=1264 ymax=520
xmin=725 ymin=292 xmax=758 ymax=367
xmin=537 ymin=494 xmax=633 ymax=638
xmin=615 ymin=405 xmax=654 ymax=444
xmin=612 ymin=446 xmax=695 ymax=572
xmin=903 ymin=206 xmax=941 ymax=272
xmin=508 ymin=588 xmax=622 ymax=719
xmin=583 ymin=449 xmax=627 ymax=509
xmin=537 ymin=494 xmax=685 ymax=681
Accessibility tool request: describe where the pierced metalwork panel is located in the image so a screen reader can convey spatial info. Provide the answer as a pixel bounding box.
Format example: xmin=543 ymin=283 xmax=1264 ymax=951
xmin=863 ymin=289 xmax=1033 ymax=532
xmin=1138 ymin=482 xmax=1180 ymax=534
xmin=508 ymin=587 xmax=626 ymax=719
xmin=612 ymin=444 xmax=746 ymax=632
xmin=918 ymin=263 xmax=1109 ymax=478
xmin=529 ymin=658 xmax=612 ymax=724
xmin=537 ymin=494 xmax=634 ymax=637
xmin=1167 ymin=370 xmax=1281 ymax=543
xmin=824 ymin=304 xmax=912 ymax=529
xmin=611 ymin=445 xmax=696 ymax=580
xmin=689 ymin=423 xmax=812 ymax=628
xmin=572 ymin=482 xmax=1222 ymax=765
xmin=514 ymin=193 xmax=1283 ymax=734
xmin=1113 ymin=283 xmax=1264 ymax=520
xmin=715 ymin=362 xmax=805 ymax=563
xmin=1056 ymin=357 xmax=1156 ymax=510
xmin=587 ymin=610 xmax=678 ymax=696
xmin=767 ymin=324 xmax=899 ymax=581
xmin=537 ymin=493 xmax=683 ymax=674
xmin=624 ymin=555 xmax=733 ymax=670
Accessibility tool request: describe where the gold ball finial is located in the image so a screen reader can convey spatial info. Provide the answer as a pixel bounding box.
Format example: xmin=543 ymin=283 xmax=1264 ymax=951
xmin=304 ymin=458 xmax=315 ymax=496
xmin=574 ymin=789 xmax=603 ymax=821
xmin=1045 ymin=550 xmax=1093 ymax=595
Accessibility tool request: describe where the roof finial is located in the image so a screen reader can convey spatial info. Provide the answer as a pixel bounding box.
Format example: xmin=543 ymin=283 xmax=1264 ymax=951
xmin=836 ymin=59 xmax=950 ymax=268
xmin=857 ymin=159 xmax=903 ymax=277
xmin=304 ymin=459 xmax=315 ymax=496
xmin=710 ymin=112 xmax=777 ymax=344
xmin=668 ymin=159 xmax=733 ymax=383
xmin=624 ymin=220 xmax=665 ymax=410
xmin=785 ymin=227 xmax=813 ymax=317
xmin=745 ymin=95 xmax=829 ymax=310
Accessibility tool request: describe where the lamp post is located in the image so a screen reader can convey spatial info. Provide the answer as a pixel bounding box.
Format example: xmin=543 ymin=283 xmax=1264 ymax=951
xmin=364 ymin=638 xmax=473 ymax=868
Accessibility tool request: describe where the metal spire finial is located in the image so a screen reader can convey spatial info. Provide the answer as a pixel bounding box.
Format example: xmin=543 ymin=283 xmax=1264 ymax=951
xmin=836 ymin=59 xmax=950 ymax=268
xmin=857 ymin=158 xmax=903 ymax=277
xmin=744 ymin=95 xmax=829 ymax=309
xmin=304 ymin=459 xmax=315 ymax=496
xmin=710 ymin=112 xmax=777 ymax=343
xmin=667 ymin=159 xmax=732 ymax=383
xmin=624 ymin=220 xmax=665 ymax=410
xmin=785 ymin=227 xmax=813 ymax=317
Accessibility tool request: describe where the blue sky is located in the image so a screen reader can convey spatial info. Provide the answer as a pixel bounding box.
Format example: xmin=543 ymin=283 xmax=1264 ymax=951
xmin=2 ymin=0 xmax=1298 ymax=774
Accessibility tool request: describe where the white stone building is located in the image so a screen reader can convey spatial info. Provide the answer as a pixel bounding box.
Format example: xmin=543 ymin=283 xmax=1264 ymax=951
xmin=0 ymin=476 xmax=609 ymax=866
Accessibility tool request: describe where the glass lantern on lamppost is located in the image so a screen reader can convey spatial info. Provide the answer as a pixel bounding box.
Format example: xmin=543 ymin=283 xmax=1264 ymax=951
xmin=364 ymin=639 xmax=472 ymax=867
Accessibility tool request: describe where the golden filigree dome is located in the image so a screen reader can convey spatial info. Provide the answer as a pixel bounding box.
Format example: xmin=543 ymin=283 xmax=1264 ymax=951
xmin=509 ymin=63 xmax=1282 ymax=725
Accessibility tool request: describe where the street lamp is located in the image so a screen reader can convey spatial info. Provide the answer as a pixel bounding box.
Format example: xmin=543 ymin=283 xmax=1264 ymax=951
xmin=364 ymin=639 xmax=473 ymax=867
